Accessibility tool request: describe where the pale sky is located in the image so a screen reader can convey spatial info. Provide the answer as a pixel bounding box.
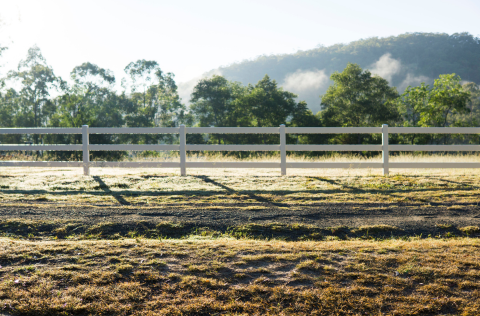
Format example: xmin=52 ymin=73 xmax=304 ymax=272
xmin=1 ymin=0 xmax=479 ymax=88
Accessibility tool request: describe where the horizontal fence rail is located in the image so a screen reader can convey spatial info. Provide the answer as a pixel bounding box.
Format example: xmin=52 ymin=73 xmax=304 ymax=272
xmin=1 ymin=124 xmax=480 ymax=176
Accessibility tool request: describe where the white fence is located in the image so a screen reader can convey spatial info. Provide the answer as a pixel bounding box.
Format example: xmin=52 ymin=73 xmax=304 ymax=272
xmin=1 ymin=124 xmax=480 ymax=176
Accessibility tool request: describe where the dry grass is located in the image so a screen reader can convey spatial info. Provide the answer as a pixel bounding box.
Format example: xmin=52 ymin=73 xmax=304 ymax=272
xmin=1 ymin=165 xmax=480 ymax=206
xmin=1 ymin=160 xmax=480 ymax=314
xmin=0 ymin=237 xmax=479 ymax=315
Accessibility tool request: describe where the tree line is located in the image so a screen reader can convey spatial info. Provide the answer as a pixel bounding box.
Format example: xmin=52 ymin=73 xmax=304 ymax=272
xmin=0 ymin=45 xmax=479 ymax=159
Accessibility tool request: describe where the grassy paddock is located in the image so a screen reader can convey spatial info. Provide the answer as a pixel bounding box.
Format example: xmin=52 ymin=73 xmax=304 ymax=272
xmin=1 ymin=161 xmax=480 ymax=315
xmin=0 ymin=237 xmax=479 ymax=315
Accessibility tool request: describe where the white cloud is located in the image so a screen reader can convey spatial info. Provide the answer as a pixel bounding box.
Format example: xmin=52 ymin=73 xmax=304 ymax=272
xmin=398 ymin=73 xmax=430 ymax=91
xmin=368 ymin=53 xmax=401 ymax=83
xmin=282 ymin=69 xmax=329 ymax=92
xmin=368 ymin=53 xmax=430 ymax=92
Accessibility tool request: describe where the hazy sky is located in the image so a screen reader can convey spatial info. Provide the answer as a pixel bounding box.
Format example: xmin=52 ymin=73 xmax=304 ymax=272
xmin=1 ymin=0 xmax=479 ymax=86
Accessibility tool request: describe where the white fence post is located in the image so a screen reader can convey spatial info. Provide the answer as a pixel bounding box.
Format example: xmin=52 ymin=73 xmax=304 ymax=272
xmin=180 ymin=124 xmax=186 ymax=176
xmin=82 ymin=125 xmax=90 ymax=176
xmin=382 ymin=124 xmax=389 ymax=176
xmin=280 ymin=124 xmax=286 ymax=175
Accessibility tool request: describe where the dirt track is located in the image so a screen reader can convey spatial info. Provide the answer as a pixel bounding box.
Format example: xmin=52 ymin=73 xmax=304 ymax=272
xmin=1 ymin=200 xmax=479 ymax=236
xmin=1 ymin=167 xmax=480 ymax=236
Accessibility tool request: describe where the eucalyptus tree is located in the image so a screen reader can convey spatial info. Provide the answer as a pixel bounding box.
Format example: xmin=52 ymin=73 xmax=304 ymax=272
xmin=7 ymin=46 xmax=64 ymax=145
xmin=190 ymin=75 xmax=246 ymax=144
xmin=48 ymin=62 xmax=124 ymax=160
xmin=123 ymin=60 xmax=186 ymax=127
xmin=0 ymin=89 xmax=23 ymax=144
xmin=319 ymin=63 xmax=399 ymax=144
xmin=395 ymin=74 xmax=471 ymax=144
xmin=52 ymin=62 xmax=117 ymax=128
xmin=235 ymin=75 xmax=300 ymax=144
xmin=190 ymin=75 xmax=244 ymax=127
xmin=123 ymin=60 xmax=187 ymax=150
xmin=418 ymin=74 xmax=470 ymax=128
xmin=461 ymin=82 xmax=480 ymax=127
xmin=123 ymin=59 xmax=159 ymax=109
xmin=242 ymin=75 xmax=298 ymax=126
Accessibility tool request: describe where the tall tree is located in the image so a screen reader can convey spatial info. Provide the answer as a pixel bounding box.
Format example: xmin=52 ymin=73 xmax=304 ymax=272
xmin=190 ymin=75 xmax=241 ymax=127
xmin=48 ymin=62 xmax=123 ymax=160
xmin=5 ymin=46 xmax=64 ymax=150
xmin=7 ymin=46 xmax=63 ymax=131
xmin=242 ymin=75 xmax=297 ymax=127
xmin=396 ymin=74 xmax=471 ymax=145
xmin=123 ymin=60 xmax=160 ymax=109
xmin=235 ymin=75 xmax=304 ymax=144
xmin=461 ymin=82 xmax=480 ymax=127
xmin=123 ymin=60 xmax=186 ymax=129
xmin=319 ymin=63 xmax=399 ymax=144
xmin=418 ymin=74 xmax=470 ymax=128
xmin=190 ymin=75 xmax=247 ymax=144
xmin=52 ymin=62 xmax=117 ymax=128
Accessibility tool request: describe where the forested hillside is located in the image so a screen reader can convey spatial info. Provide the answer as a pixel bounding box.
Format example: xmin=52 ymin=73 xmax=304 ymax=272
xmin=212 ymin=32 xmax=480 ymax=112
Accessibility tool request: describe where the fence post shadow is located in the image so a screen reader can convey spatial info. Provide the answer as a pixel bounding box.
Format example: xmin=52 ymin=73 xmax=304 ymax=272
xmin=92 ymin=176 xmax=131 ymax=205
xmin=193 ymin=175 xmax=288 ymax=207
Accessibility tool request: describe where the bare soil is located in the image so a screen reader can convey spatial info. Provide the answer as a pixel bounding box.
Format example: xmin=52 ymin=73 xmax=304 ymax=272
xmin=1 ymin=201 xmax=480 ymax=237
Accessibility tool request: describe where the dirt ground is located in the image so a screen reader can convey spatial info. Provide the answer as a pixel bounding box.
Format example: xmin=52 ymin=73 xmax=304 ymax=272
xmin=1 ymin=167 xmax=480 ymax=237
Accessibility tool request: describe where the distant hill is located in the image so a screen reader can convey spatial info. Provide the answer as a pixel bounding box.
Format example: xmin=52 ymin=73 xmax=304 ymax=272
xmin=199 ymin=32 xmax=480 ymax=113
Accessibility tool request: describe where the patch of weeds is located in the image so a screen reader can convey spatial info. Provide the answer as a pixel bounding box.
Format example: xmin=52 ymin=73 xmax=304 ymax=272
xmin=436 ymin=224 xmax=454 ymax=230
xmin=233 ymin=273 xmax=247 ymax=279
xmin=299 ymin=232 xmax=323 ymax=241
xmin=359 ymin=248 xmax=375 ymax=253
xmin=324 ymin=236 xmax=341 ymax=241
xmin=193 ymin=227 xmax=224 ymax=238
xmin=53 ymin=226 xmax=69 ymax=238
xmin=35 ymin=195 xmax=49 ymax=201
xmin=155 ymin=222 xmax=190 ymax=238
xmin=330 ymin=226 xmax=350 ymax=236
xmin=296 ymin=260 xmax=322 ymax=272
xmin=459 ymin=226 xmax=480 ymax=235
xmin=108 ymin=256 xmax=122 ymax=264
xmin=252 ymin=267 xmax=271 ymax=274
xmin=228 ymin=222 xmax=323 ymax=241
xmin=188 ymin=261 xmax=225 ymax=275
xmin=353 ymin=225 xmax=400 ymax=236
xmin=87 ymin=222 xmax=123 ymax=238
xmin=167 ymin=272 xmax=181 ymax=281
xmin=170 ymin=251 xmax=189 ymax=257
xmin=145 ymin=259 xmax=167 ymax=268
xmin=322 ymin=265 xmax=336 ymax=273
xmin=62 ymin=264 xmax=82 ymax=271
xmin=116 ymin=264 xmax=134 ymax=274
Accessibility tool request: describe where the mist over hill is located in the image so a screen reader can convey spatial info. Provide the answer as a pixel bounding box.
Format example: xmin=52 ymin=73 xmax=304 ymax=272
xmin=179 ymin=32 xmax=480 ymax=113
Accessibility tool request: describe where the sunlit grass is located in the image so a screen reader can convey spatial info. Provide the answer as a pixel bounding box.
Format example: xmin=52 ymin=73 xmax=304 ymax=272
xmin=0 ymin=237 xmax=479 ymax=315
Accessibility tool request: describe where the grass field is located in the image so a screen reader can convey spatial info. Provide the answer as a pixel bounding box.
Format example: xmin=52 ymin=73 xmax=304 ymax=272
xmin=1 ymin=157 xmax=480 ymax=315
xmin=0 ymin=238 xmax=479 ymax=315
